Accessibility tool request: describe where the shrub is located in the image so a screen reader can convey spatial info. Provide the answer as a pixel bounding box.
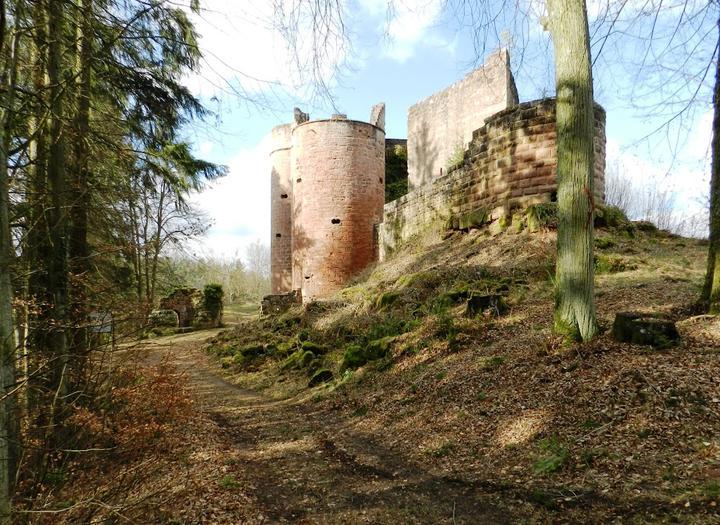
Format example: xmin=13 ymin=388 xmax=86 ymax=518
xmin=525 ymin=203 xmax=557 ymax=231
xmin=385 ymin=143 xmax=408 ymax=203
xmin=594 ymin=236 xmax=616 ymax=249
xmin=366 ymin=317 xmax=417 ymax=341
xmin=202 ymin=283 xmax=224 ymax=324
xmin=436 ymin=313 xmax=458 ymax=345
xmin=594 ymin=205 xmax=628 ymax=228
xmin=533 ymin=437 xmax=569 ymax=475
xmin=446 ymin=142 xmax=466 ymax=172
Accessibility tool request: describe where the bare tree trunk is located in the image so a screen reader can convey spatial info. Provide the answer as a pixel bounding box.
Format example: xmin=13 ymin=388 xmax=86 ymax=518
xmin=149 ymin=181 xmax=167 ymax=304
xmin=703 ymin=17 xmax=720 ymax=312
xmin=547 ymin=0 xmax=598 ymax=341
xmin=69 ymin=0 xmax=93 ymax=365
xmin=0 ymin=0 xmax=17 ymax=518
xmin=26 ymin=0 xmax=50 ymax=429
xmin=46 ymin=0 xmax=69 ymax=399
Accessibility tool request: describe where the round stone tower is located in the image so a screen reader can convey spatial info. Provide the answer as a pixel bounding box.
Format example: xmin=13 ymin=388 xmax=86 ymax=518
xmin=269 ymin=124 xmax=293 ymax=294
xmin=291 ymin=116 xmax=385 ymax=301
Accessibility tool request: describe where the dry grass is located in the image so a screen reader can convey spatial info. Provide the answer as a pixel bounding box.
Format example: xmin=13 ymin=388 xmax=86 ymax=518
xmin=207 ymin=221 xmax=719 ymax=523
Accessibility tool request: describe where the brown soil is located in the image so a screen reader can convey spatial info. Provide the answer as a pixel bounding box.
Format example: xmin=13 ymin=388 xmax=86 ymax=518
xmin=140 ymin=330 xmax=520 ymax=524
xmin=62 ymin=225 xmax=719 ymax=525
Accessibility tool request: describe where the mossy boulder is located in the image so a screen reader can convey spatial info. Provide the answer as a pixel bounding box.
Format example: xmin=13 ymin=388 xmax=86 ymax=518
xmin=300 ymin=340 xmax=327 ymax=355
xmin=375 ymin=291 xmax=401 ymax=310
xmin=512 ymin=213 xmax=525 ymax=233
xmin=458 ymin=209 xmax=488 ymax=230
xmin=299 ymin=350 xmax=316 ymax=368
xmin=308 ymin=369 xmax=334 ymax=387
xmin=276 ymin=340 xmax=297 ymax=356
xmin=282 ymin=349 xmax=317 ymax=371
xmin=612 ymin=312 xmax=680 ymax=348
xmin=239 ymin=344 xmax=265 ymax=358
xmin=340 ymin=336 xmax=396 ymax=372
xmin=595 ymin=254 xmax=638 ymax=274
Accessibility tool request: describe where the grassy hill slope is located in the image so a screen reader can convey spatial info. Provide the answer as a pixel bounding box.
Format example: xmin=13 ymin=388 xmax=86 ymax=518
xmin=208 ymin=208 xmax=719 ymax=523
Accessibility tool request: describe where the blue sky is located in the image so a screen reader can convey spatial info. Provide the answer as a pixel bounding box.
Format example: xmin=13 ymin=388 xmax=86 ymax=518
xmin=182 ymin=0 xmax=715 ymax=260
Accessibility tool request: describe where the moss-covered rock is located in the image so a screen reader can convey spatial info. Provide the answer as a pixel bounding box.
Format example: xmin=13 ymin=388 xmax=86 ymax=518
xmin=276 ymin=340 xmax=296 ymax=355
xmin=595 ymin=254 xmax=638 ymax=274
xmin=375 ymin=291 xmax=401 ymax=310
xmin=340 ymin=336 xmax=396 ymax=372
xmin=308 ymin=369 xmax=334 ymax=387
xmin=299 ymin=350 xmax=316 ymax=368
xmin=239 ymin=344 xmax=265 ymax=358
xmin=512 ymin=213 xmax=525 ymax=233
xmin=281 ymin=349 xmax=315 ymax=371
xmin=300 ymin=340 xmax=326 ymax=355
xmin=458 ymin=209 xmax=488 ymax=230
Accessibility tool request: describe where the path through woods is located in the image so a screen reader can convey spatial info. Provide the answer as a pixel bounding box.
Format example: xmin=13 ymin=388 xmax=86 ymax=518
xmin=138 ymin=330 xmax=516 ymax=524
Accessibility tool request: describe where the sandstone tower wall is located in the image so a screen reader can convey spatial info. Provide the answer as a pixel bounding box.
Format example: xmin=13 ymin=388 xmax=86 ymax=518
xmin=380 ymin=98 xmax=606 ymax=257
xmin=269 ymin=124 xmax=293 ymax=294
xmin=291 ymin=118 xmax=385 ymax=301
xmin=407 ymin=48 xmax=519 ymax=190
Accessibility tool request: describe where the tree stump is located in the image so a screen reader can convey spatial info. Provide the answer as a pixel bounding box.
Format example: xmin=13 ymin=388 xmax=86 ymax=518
xmin=612 ymin=312 xmax=680 ymax=348
xmin=465 ymin=294 xmax=507 ymax=317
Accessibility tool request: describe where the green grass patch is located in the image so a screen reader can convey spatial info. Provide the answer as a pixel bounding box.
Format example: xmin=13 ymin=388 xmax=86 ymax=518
xmin=533 ymin=437 xmax=569 ymax=475
xmin=218 ymin=475 xmax=242 ymax=489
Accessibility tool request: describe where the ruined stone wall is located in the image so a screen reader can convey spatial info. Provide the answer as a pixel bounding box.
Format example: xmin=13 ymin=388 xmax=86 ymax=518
xmin=291 ymin=118 xmax=385 ymax=301
xmin=381 ymin=98 xmax=606 ymax=257
xmin=270 ymin=124 xmax=293 ymax=293
xmin=407 ymin=48 xmax=519 ymax=190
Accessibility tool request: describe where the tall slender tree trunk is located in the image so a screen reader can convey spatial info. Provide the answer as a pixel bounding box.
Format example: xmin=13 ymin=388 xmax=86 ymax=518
xmin=702 ymin=16 xmax=720 ymax=313
xmin=149 ymin=182 xmax=167 ymax=305
xmin=26 ymin=0 xmax=51 ymax=427
xmin=69 ymin=0 xmax=93 ymax=365
xmin=547 ymin=0 xmax=598 ymax=341
xmin=0 ymin=0 xmax=17 ymax=519
xmin=46 ymin=0 xmax=69 ymax=399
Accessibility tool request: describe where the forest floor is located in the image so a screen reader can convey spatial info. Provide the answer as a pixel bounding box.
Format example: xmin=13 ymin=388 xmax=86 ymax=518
xmin=31 ymin=212 xmax=720 ymax=524
xmin=132 ymin=330 xmax=520 ymax=524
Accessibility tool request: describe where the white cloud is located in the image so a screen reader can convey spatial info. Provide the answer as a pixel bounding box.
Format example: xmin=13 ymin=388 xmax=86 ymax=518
xmin=357 ymin=0 xmax=444 ymax=62
xmin=183 ymin=0 xmax=347 ymax=100
xmin=189 ymin=135 xmax=272 ymax=260
xmin=687 ymin=110 xmax=713 ymax=160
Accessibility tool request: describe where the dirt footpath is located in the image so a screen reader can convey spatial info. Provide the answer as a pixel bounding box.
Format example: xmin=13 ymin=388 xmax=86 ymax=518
xmin=142 ymin=331 xmax=518 ymax=524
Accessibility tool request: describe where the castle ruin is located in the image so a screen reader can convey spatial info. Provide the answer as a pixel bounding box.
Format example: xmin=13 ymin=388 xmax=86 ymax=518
xmin=267 ymin=49 xmax=606 ymax=305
